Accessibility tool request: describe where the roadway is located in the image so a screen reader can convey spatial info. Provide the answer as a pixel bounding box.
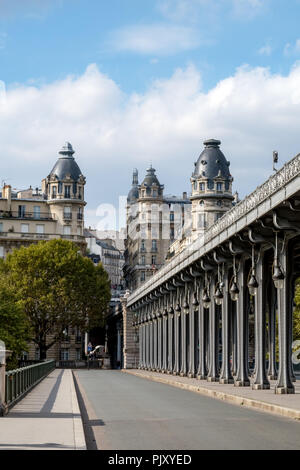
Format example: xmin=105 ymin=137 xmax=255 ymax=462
xmin=74 ymin=370 xmax=300 ymax=450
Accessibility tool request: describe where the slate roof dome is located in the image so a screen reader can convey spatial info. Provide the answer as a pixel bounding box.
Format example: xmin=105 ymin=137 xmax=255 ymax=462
xmin=49 ymin=142 xmax=83 ymax=181
xmin=193 ymin=139 xmax=232 ymax=180
xmin=141 ymin=165 xmax=161 ymax=187
xmin=127 ymin=169 xmax=139 ymax=203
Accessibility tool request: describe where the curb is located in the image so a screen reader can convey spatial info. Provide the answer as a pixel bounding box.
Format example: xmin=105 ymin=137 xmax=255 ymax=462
xmin=122 ymin=370 xmax=300 ymax=421
xmin=69 ymin=370 xmax=87 ymax=450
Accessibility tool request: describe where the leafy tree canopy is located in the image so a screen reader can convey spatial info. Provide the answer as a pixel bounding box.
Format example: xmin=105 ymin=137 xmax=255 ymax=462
xmin=1 ymin=239 xmax=111 ymax=359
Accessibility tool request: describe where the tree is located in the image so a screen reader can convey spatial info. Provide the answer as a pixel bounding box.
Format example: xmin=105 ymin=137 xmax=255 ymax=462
xmin=0 ymin=283 xmax=31 ymax=370
xmin=1 ymin=239 xmax=111 ymax=359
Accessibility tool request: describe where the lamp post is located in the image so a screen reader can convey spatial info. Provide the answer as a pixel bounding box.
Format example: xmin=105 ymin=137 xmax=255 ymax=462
xmin=273 ymin=232 xmax=285 ymax=289
xmin=248 ymin=246 xmax=259 ymax=296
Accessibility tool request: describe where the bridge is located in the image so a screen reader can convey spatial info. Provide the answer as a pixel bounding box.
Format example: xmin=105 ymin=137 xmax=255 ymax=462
xmin=122 ymin=151 xmax=300 ymax=395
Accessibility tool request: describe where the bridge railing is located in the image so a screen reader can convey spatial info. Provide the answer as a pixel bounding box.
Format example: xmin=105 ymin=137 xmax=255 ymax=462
xmin=5 ymin=360 xmax=55 ymax=409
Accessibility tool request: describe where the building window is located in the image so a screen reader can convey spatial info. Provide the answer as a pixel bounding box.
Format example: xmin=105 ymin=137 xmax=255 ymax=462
xmin=64 ymin=207 xmax=72 ymax=220
xmin=217 ymin=182 xmax=223 ymax=191
xmin=217 ymin=200 xmax=222 ymax=207
xmin=141 ymin=240 xmax=145 ymax=251
xmin=18 ymin=205 xmax=26 ymax=218
xmin=153 ymin=190 xmax=157 ymax=197
xmin=77 ymin=227 xmax=82 ymax=236
xmin=141 ymin=255 xmax=145 ymax=265
xmin=64 ymin=185 xmax=71 ymax=199
xmin=36 ymin=224 xmax=45 ymax=234
xmin=215 ymin=213 xmax=223 ymax=222
xmin=34 ymin=206 xmax=41 ymax=219
xmin=198 ymin=214 xmax=206 ymax=229
xmin=63 ymin=225 xmax=71 ymax=236
xmin=76 ymin=349 xmax=81 ymax=360
xmin=77 ymin=207 xmax=83 ymax=221
xmin=73 ymin=182 xmax=77 ymax=196
xmin=170 ymin=212 xmax=174 ymax=221
xmin=193 ymin=181 xmax=197 ymax=191
xmin=35 ymin=348 xmax=40 ymax=360
xmin=152 ymin=255 xmax=156 ymax=265
xmin=60 ymin=349 xmax=69 ymax=361
xmin=52 ymin=186 xmax=57 ymax=199
xmin=199 ymin=200 xmax=204 ymax=206
xmin=141 ymin=271 xmax=146 ymax=282
xmin=152 ymin=240 xmax=157 ymax=251
xmin=78 ymin=186 xmax=82 ymax=199
xmin=0 ymin=223 xmax=3 ymax=232
xmin=21 ymin=223 xmax=29 ymax=233
xmin=199 ymin=183 xmax=205 ymax=191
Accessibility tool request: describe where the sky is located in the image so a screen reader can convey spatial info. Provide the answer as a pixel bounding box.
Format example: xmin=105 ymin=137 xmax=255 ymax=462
xmin=1 ymin=0 xmax=300 ymax=229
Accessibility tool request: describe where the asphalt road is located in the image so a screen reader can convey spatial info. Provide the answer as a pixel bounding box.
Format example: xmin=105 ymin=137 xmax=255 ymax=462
xmin=75 ymin=370 xmax=300 ymax=450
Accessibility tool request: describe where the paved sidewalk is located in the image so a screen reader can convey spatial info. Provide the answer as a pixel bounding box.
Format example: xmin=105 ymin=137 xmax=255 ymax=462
xmin=0 ymin=369 xmax=86 ymax=450
xmin=124 ymin=370 xmax=300 ymax=421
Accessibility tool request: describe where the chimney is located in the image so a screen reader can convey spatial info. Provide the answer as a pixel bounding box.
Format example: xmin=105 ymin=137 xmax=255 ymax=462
xmin=3 ymin=185 xmax=12 ymax=210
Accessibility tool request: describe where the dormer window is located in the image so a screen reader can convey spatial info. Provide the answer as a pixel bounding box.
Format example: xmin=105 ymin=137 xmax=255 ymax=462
xmin=153 ymin=189 xmax=157 ymax=197
xmin=64 ymin=185 xmax=71 ymax=199
xmin=217 ymin=182 xmax=222 ymax=192
xmin=199 ymin=183 xmax=205 ymax=191
xmin=193 ymin=181 xmax=197 ymax=191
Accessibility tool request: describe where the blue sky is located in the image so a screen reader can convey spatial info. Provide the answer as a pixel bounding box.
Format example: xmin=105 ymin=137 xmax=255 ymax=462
xmin=1 ymin=0 xmax=300 ymax=92
xmin=1 ymin=0 xmax=300 ymax=229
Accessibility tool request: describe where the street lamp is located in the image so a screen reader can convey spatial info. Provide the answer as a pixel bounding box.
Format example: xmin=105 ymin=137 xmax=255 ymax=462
xmin=214 ymin=285 xmax=223 ymax=306
xmin=273 ymin=232 xmax=285 ymax=290
xmin=202 ymin=288 xmax=211 ymax=309
xmin=248 ymin=246 xmax=259 ymax=296
xmin=230 ymin=256 xmax=239 ymax=302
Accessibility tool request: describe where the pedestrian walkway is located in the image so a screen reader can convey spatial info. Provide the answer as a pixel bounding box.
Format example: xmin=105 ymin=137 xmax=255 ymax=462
xmin=124 ymin=370 xmax=300 ymax=421
xmin=0 ymin=369 xmax=86 ymax=450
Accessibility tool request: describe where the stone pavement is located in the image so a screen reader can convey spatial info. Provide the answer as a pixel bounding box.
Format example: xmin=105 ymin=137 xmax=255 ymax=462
xmin=0 ymin=369 xmax=86 ymax=450
xmin=124 ymin=369 xmax=300 ymax=421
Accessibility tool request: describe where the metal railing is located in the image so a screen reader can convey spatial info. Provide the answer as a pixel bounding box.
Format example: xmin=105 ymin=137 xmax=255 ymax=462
xmin=5 ymin=360 xmax=55 ymax=409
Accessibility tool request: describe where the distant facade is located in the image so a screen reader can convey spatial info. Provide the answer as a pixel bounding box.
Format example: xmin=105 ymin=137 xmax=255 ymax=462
xmin=124 ymin=166 xmax=191 ymax=291
xmin=85 ymin=228 xmax=125 ymax=297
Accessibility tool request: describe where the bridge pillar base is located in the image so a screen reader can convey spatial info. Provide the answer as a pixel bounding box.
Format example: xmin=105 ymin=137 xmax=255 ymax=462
xmin=219 ymin=378 xmax=234 ymax=385
xmin=275 ymin=386 xmax=295 ymax=395
xmin=234 ymin=380 xmax=250 ymax=387
xmin=252 ymin=383 xmax=270 ymax=390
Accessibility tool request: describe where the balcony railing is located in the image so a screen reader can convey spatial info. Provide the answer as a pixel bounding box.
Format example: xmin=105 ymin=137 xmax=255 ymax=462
xmin=0 ymin=211 xmax=55 ymax=221
xmin=63 ymin=213 xmax=72 ymax=220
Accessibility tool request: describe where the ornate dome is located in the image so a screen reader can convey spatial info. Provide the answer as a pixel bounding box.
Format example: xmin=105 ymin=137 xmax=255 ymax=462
xmin=141 ymin=166 xmax=161 ymax=187
xmin=127 ymin=169 xmax=139 ymax=203
xmin=49 ymin=142 xmax=83 ymax=181
xmin=193 ymin=139 xmax=232 ymax=180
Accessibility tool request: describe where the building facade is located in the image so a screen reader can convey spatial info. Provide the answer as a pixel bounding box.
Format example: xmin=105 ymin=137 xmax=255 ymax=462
xmin=1 ymin=142 xmax=88 ymax=362
xmin=0 ymin=142 xmax=86 ymax=258
xmin=124 ymin=166 xmax=191 ymax=291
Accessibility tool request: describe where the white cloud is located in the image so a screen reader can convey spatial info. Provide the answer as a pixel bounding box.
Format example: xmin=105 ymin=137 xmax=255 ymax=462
xmin=0 ymin=0 xmax=64 ymax=19
xmin=230 ymin=0 xmax=266 ymax=19
xmin=258 ymin=43 xmax=272 ymax=56
xmin=284 ymin=39 xmax=300 ymax=56
xmin=157 ymin=0 xmax=267 ymax=22
xmin=1 ymin=62 xmax=300 ymax=229
xmin=108 ymin=23 xmax=203 ymax=55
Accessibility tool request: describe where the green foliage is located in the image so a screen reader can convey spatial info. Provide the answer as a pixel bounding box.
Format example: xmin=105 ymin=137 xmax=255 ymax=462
xmin=0 ymin=284 xmax=31 ymax=370
xmin=1 ymin=239 xmax=111 ymax=359
xmin=293 ymin=279 xmax=300 ymax=342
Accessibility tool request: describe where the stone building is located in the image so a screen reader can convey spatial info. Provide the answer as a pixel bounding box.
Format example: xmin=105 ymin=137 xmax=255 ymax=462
xmin=190 ymin=139 xmax=234 ymax=240
xmin=123 ymin=166 xmax=191 ymax=291
xmin=1 ymin=142 xmax=87 ymax=362
xmin=0 ymin=142 xmax=86 ymax=258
